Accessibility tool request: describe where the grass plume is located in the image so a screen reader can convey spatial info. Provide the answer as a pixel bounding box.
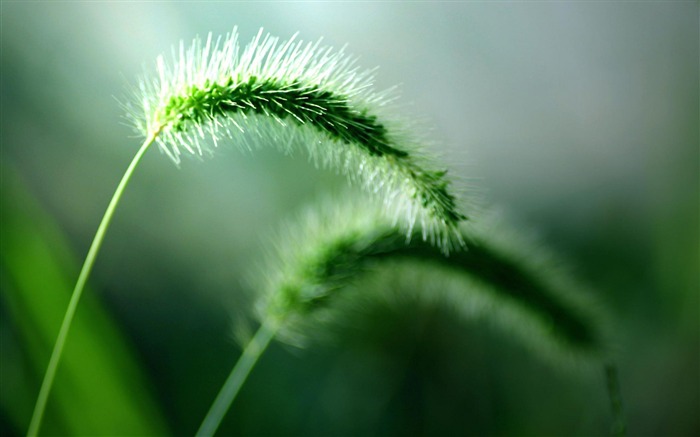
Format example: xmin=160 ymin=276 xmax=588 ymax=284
xmin=260 ymin=197 xmax=606 ymax=361
xmin=30 ymin=28 xmax=466 ymax=436
xmin=197 ymin=196 xmax=610 ymax=436
xmin=129 ymin=28 xmax=466 ymax=248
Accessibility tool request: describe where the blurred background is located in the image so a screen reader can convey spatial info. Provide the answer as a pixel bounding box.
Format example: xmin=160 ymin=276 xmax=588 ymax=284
xmin=1 ymin=2 xmax=697 ymax=436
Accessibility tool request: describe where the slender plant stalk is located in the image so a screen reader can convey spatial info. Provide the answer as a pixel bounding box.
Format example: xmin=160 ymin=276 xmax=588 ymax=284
xmin=605 ymin=363 xmax=626 ymax=437
xmin=27 ymin=132 xmax=158 ymax=437
xmin=196 ymin=319 xmax=279 ymax=437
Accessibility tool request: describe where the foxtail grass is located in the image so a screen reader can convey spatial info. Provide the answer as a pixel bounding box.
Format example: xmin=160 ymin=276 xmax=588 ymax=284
xmin=196 ymin=196 xmax=619 ymax=436
xmin=29 ymin=28 xmax=465 ymax=436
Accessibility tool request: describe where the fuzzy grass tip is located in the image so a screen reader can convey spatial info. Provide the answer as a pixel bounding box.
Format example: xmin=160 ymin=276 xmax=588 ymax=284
xmin=257 ymin=196 xmax=608 ymax=365
xmin=128 ymin=28 xmax=466 ymax=251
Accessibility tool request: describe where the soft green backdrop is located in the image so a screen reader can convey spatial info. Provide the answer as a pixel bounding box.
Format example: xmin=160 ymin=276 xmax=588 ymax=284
xmin=2 ymin=2 xmax=698 ymax=436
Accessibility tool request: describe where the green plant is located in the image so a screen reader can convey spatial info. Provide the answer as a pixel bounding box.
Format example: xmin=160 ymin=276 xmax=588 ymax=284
xmin=28 ymin=27 xmax=465 ymax=436
xmin=27 ymin=27 xmax=623 ymax=437
xmin=2 ymin=168 xmax=168 ymax=436
xmin=196 ymin=197 xmax=620 ymax=436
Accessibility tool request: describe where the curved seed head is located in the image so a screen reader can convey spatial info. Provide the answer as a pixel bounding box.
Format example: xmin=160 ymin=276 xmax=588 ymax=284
xmin=127 ymin=28 xmax=467 ymax=252
xmin=257 ymin=196 xmax=608 ymax=366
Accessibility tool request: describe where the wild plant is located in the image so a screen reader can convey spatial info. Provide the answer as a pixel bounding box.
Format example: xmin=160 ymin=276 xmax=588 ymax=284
xmin=28 ymin=28 xmax=622 ymax=437
xmin=27 ymin=28 xmax=465 ymax=436
xmin=196 ymin=197 xmax=622 ymax=436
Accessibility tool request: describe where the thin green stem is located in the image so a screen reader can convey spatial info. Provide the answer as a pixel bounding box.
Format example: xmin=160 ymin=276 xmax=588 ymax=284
xmin=605 ymin=363 xmax=626 ymax=437
xmin=27 ymin=133 xmax=157 ymax=437
xmin=196 ymin=319 xmax=279 ymax=437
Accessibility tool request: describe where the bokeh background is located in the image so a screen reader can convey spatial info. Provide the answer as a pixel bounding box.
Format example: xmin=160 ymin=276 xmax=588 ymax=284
xmin=2 ymin=2 xmax=698 ymax=436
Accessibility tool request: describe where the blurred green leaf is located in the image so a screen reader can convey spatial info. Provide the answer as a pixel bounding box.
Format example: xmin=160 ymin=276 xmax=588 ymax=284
xmin=0 ymin=167 xmax=169 ymax=436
